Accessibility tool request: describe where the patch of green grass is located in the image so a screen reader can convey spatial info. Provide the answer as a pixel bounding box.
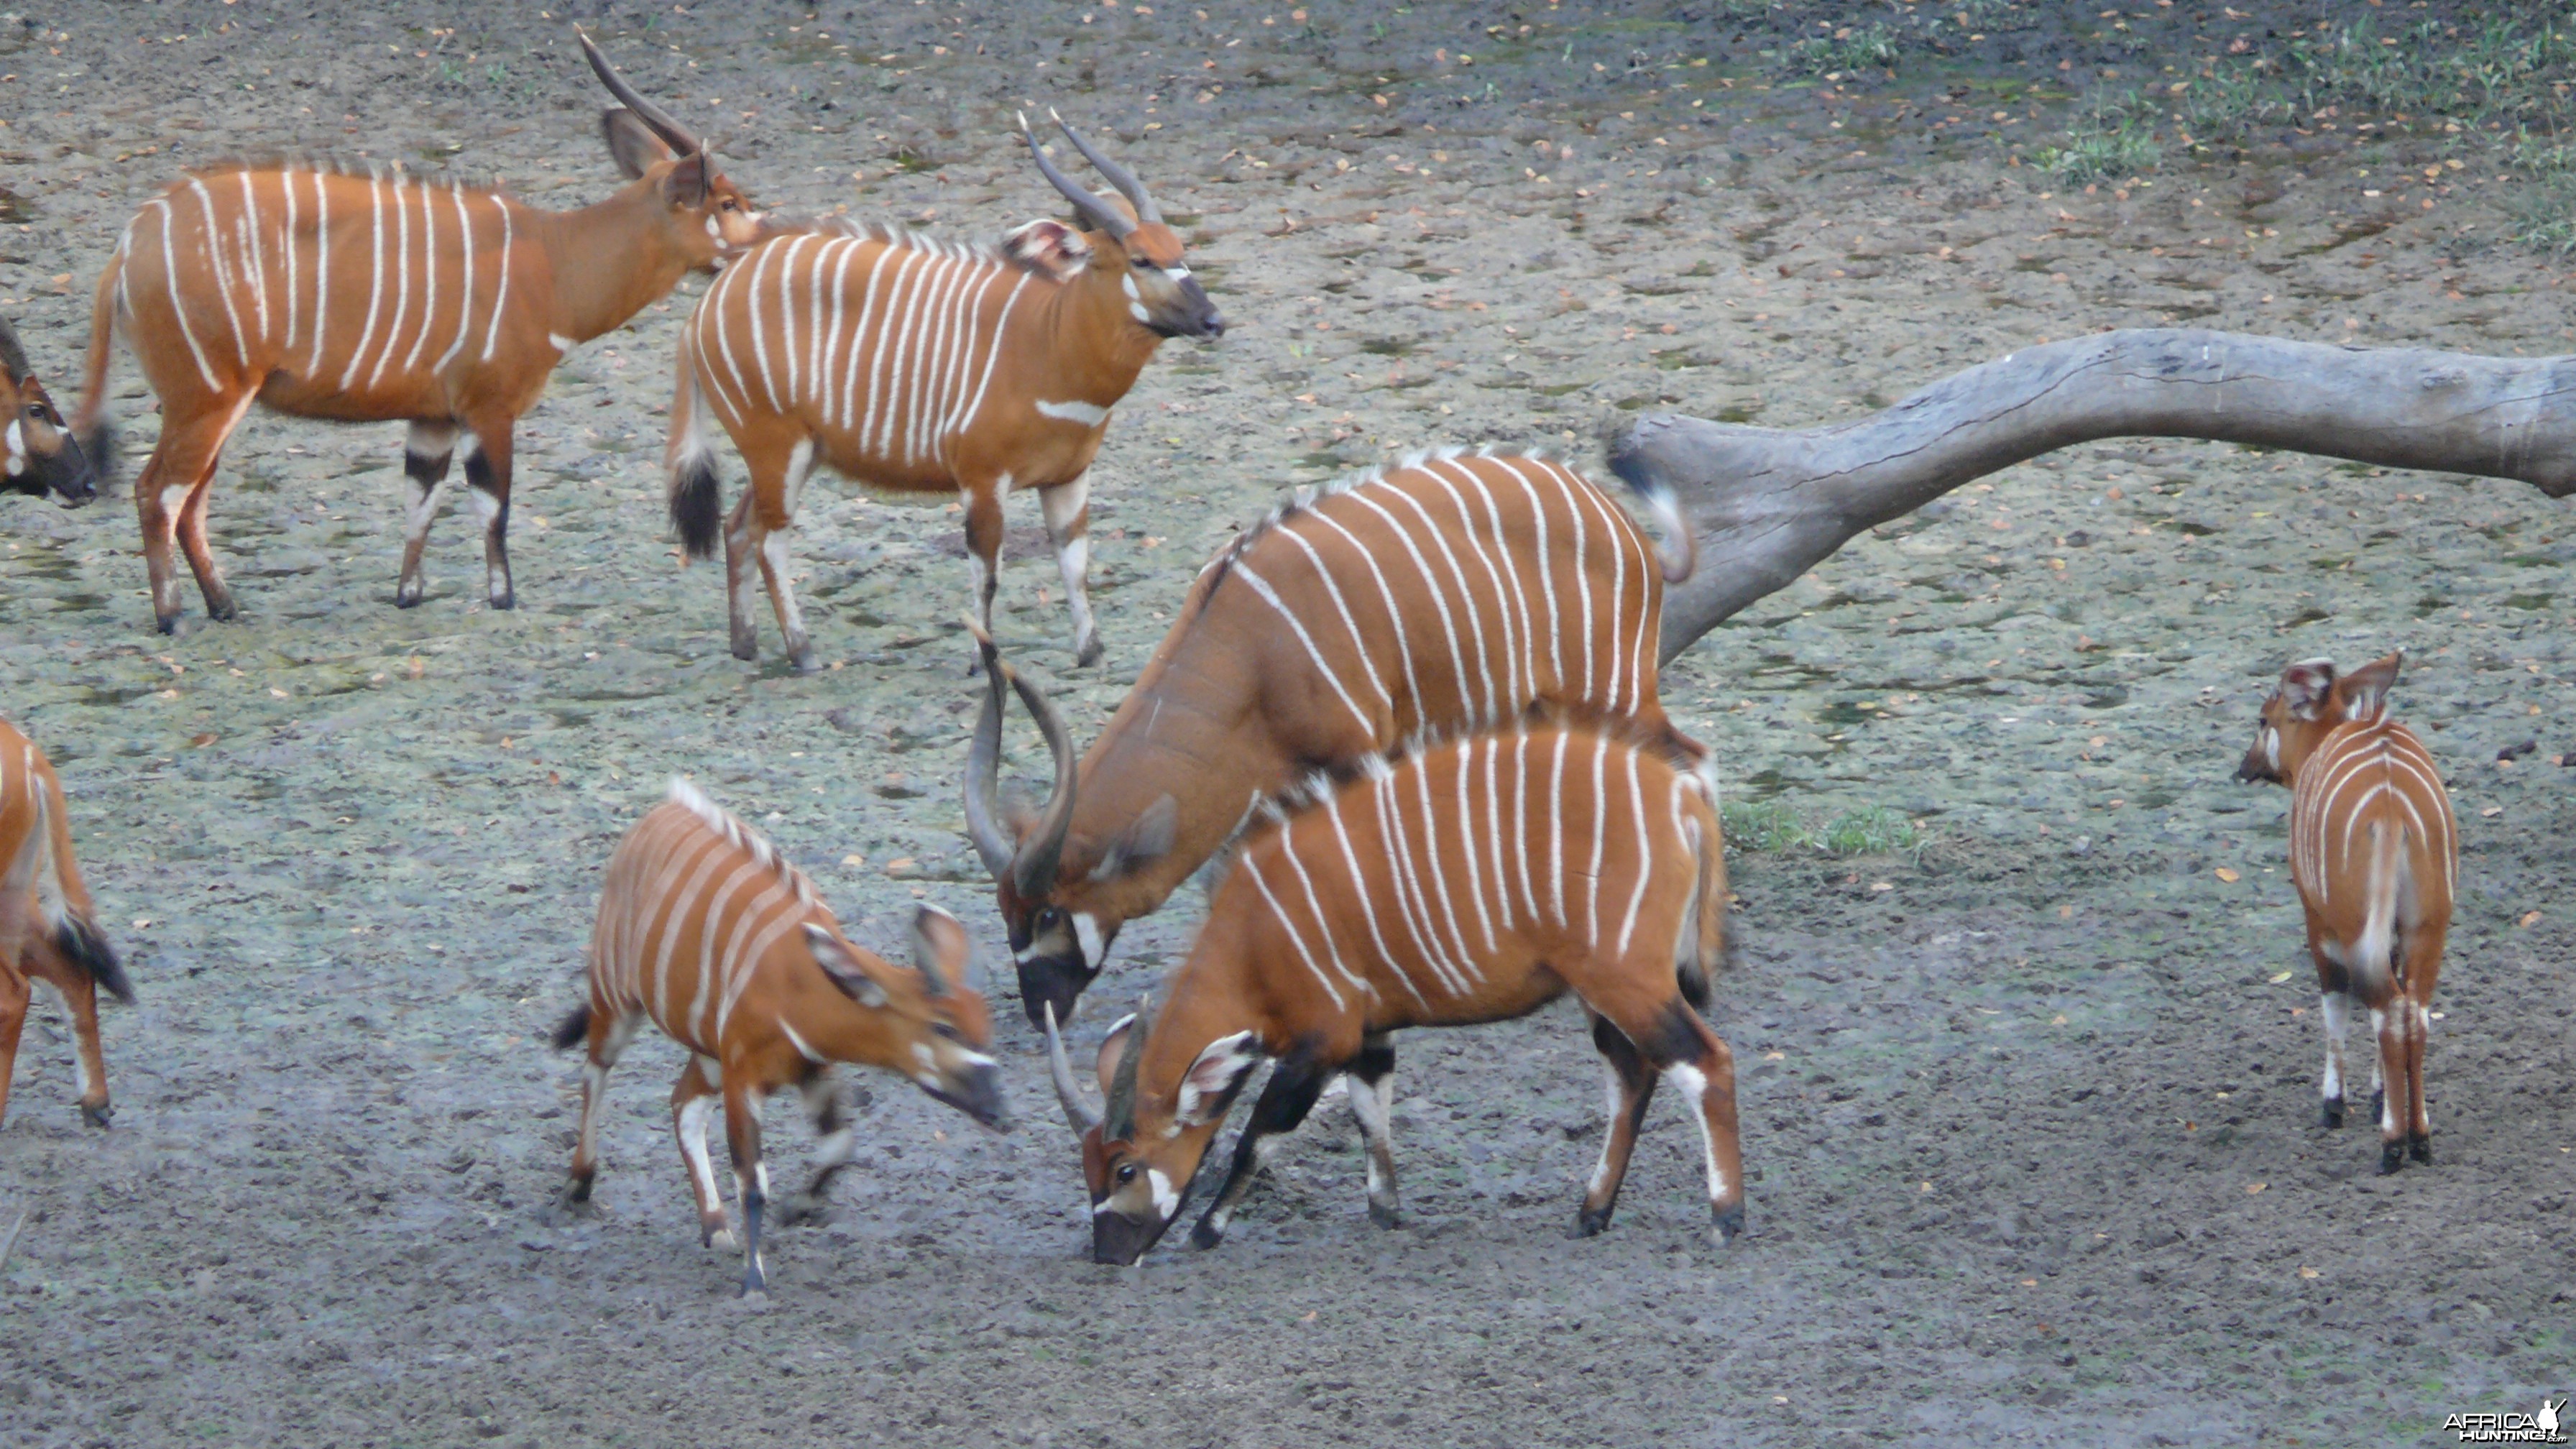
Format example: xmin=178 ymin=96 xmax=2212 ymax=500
xmin=1722 ymin=800 xmax=1930 ymax=857
xmin=2038 ymin=89 xmax=2161 ymax=184
xmin=1785 ymin=23 xmax=1902 ymax=78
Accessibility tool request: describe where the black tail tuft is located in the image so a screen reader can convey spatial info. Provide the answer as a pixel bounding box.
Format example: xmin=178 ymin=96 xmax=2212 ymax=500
xmin=1678 ymin=957 xmax=1712 ymax=1011
xmin=77 ymin=418 xmax=117 ymax=488
xmin=670 ymin=454 xmax=722 ymax=561
xmin=551 ymin=1003 xmax=593 ymax=1052
xmin=56 ymin=916 xmax=132 ymax=1004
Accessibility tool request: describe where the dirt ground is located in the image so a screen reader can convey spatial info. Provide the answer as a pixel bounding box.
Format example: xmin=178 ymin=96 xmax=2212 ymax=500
xmin=1 ymin=2 xmax=2570 ymax=1445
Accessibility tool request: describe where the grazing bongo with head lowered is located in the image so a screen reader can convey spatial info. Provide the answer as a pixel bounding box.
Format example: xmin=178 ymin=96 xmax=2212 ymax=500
xmin=72 ymin=32 xmax=762 ymax=631
xmin=552 ymin=781 xmax=1006 ymax=1295
xmin=663 ymin=112 xmax=1223 ymax=673
xmin=967 ymin=448 xmax=1705 ymax=1029
xmin=0 ymin=718 xmax=133 ymax=1129
xmin=2237 ymin=651 xmax=2456 ymax=1174
xmin=1031 ymin=708 xmax=1741 ymax=1265
xmin=1 ymin=319 xmax=97 ymax=505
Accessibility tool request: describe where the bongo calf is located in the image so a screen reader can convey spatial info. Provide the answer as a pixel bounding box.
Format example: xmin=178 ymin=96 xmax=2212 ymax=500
xmin=2237 ymin=651 xmax=2456 ymax=1173
xmin=553 ymin=781 xmax=1006 ymax=1294
xmin=0 ymin=718 xmax=132 ymax=1128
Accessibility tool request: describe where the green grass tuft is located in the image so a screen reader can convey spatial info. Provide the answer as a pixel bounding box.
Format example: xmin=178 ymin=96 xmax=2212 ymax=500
xmin=1723 ymin=800 xmax=1929 ymax=858
xmin=1785 ymin=23 xmax=1903 ymax=78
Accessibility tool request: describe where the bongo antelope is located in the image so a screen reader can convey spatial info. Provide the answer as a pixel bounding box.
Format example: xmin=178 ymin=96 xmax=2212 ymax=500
xmin=552 ymin=780 xmax=1006 ymax=1295
xmin=72 ymin=32 xmax=763 ymax=632
xmin=0 ymin=319 xmax=97 ymax=505
xmin=663 ymin=111 xmax=1223 ymax=673
xmin=1 ymin=717 xmax=132 ymax=1129
xmin=1031 ymin=712 xmax=1739 ymax=1264
xmin=967 ymin=448 xmax=1702 ymax=1029
xmin=2237 ymin=651 xmax=2456 ymax=1173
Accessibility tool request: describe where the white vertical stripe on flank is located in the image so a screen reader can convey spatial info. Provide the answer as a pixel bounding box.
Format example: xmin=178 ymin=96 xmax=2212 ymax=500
xmin=1303 ymin=507 xmax=1423 ymax=727
xmin=1482 ymin=735 xmax=1512 ymax=931
xmin=400 ymin=179 xmax=441 ymax=374
xmin=820 ymin=239 xmax=857 ymax=429
xmin=742 ymin=238 xmax=785 ymax=412
xmin=1344 ymin=493 xmax=1470 ymax=727
xmin=1549 ymin=731 xmax=1570 ymax=929
xmin=234 ymin=172 xmax=271 ymax=346
xmin=341 ymin=178 xmax=389 ymax=390
xmin=1228 ymin=563 xmax=1374 ymax=736
xmin=1276 ymin=525 xmax=1393 ymax=709
xmin=846 ymin=244 xmax=904 ymax=436
xmin=1274 ymin=824 xmax=1372 ymax=1003
xmin=687 ymin=862 xmax=766 ymax=1039
xmin=941 ymin=267 xmax=1003 ymax=457
xmin=1452 ymin=459 xmax=1541 ymax=702
xmin=307 ymin=170 xmax=331 ymax=375
xmin=1410 ymin=760 xmax=1481 ymax=982
xmin=187 ymin=179 xmax=250 ymax=369
xmin=479 ymin=198 xmax=514 ymax=363
xmin=707 ymin=267 xmax=757 ymax=419
xmin=1324 ymin=796 xmax=1430 ymax=1009
xmin=1425 ymin=461 xmax=1524 ymax=707
xmin=367 ymin=174 xmax=414 ymax=390
xmin=1453 ymin=741 xmax=1496 ymax=952
xmin=1615 ymin=746 xmax=1652 ymax=957
xmin=926 ymin=264 xmax=993 ymax=465
xmin=903 ymin=255 xmax=957 ymax=464
xmin=151 ymin=201 xmax=221 ymax=392
xmin=804 ymin=238 xmax=830 ymax=406
xmin=1372 ymin=772 xmax=1467 ymax=997
xmin=1490 ymin=459 xmax=1563 ymax=684
xmin=1536 ymin=462 xmax=1596 ymax=699
xmin=949 ymin=270 xmax=1029 ymax=452
xmin=1586 ymin=733 xmax=1610 ymax=942
xmin=1375 ymin=482 xmax=1497 ymax=723
xmin=1555 ymin=463 xmax=1629 ymax=712
xmin=433 ymin=183 xmax=477 ymax=374
xmin=645 ymin=829 xmax=728 ymax=1029
xmin=281 ymin=171 xmax=300 ymax=354
xmin=714 ymin=883 xmax=802 ymax=1036
xmin=1241 ymin=853 xmax=1344 ymax=1011
xmin=1513 ymin=731 xmax=1536 ymax=924
xmin=862 ymin=248 xmax=924 ymax=453
xmin=780 ymin=235 xmax=816 ymax=405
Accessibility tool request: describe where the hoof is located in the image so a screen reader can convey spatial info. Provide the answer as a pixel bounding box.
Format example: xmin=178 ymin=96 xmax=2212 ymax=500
xmin=1712 ymin=1203 xmax=1747 ymax=1245
xmin=2408 ymin=1133 xmax=2432 ymax=1165
xmin=1074 ymin=636 xmax=1104 ymax=668
xmin=775 ymin=1195 xmax=832 ymax=1229
xmin=2368 ymin=1088 xmax=2385 ymax=1127
xmin=2319 ymin=1097 xmax=2344 ymax=1129
xmin=704 ymin=1223 xmax=738 ymax=1254
xmin=1187 ymin=1218 xmax=1225 ymax=1251
xmin=154 ymin=613 xmax=180 ymax=636
xmin=788 ymin=647 xmax=821 ymax=676
xmin=731 ymin=638 xmax=759 ymax=663
xmin=80 ymin=1100 xmax=112 ymax=1129
xmin=2378 ymin=1142 xmax=2406 ymax=1176
xmin=1576 ymin=1205 xmax=1613 ymax=1238
xmin=1368 ymin=1200 xmax=1401 ymax=1230
xmin=554 ymin=1186 xmax=599 ymax=1218
xmin=737 ymin=1269 xmax=768 ymax=1298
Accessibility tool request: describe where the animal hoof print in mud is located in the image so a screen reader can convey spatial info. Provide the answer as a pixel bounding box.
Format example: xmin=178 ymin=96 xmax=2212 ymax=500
xmin=80 ymin=1100 xmax=112 ymax=1128
xmin=2379 ymin=1143 xmax=2406 ymax=1176
xmin=2319 ymin=1098 xmax=2345 ymax=1129
xmin=2409 ymin=1133 xmax=2432 ymax=1165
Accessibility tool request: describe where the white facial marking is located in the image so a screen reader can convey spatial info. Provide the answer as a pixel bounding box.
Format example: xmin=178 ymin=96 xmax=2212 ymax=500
xmin=1034 ymin=397 xmax=1110 ymax=428
xmin=4 ymin=419 xmax=24 ymax=473
xmin=1073 ymin=912 xmax=1106 ymax=969
xmin=706 ymin=216 xmax=722 ymax=238
xmin=1128 ymin=301 xmax=1152 ymax=323
xmin=1162 ymin=266 xmax=1192 ymax=282
xmin=1121 ymin=273 xmax=1141 ymax=300
xmin=2265 ymin=728 xmax=2281 ymax=773
xmin=1148 ymin=1168 xmax=1179 ymax=1220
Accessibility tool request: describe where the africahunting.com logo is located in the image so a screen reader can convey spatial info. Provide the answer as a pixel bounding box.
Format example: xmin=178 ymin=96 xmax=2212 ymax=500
xmin=2444 ymin=1398 xmax=2569 ymax=1444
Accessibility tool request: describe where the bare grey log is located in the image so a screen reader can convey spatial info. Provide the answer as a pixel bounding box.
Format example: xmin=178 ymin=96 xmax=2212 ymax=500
xmin=1608 ymin=328 xmax=2576 ymax=663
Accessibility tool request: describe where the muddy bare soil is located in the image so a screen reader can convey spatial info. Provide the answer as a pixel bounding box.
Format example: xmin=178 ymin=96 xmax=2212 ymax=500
xmin=0 ymin=3 xmax=2570 ymax=1446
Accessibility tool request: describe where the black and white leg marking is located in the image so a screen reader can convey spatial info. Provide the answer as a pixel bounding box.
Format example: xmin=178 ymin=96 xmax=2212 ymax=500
xmin=1039 ymin=472 xmax=1100 ymax=666
xmin=1189 ymin=1054 xmax=1333 ymax=1250
xmin=395 ymin=420 xmax=456 ymax=608
xmin=1345 ymin=1034 xmax=1400 ymax=1228
xmin=780 ymin=1070 xmax=854 ymax=1225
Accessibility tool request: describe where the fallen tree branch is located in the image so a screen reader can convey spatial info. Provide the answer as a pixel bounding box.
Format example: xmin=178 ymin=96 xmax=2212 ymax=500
xmin=1608 ymin=328 xmax=2576 ymax=663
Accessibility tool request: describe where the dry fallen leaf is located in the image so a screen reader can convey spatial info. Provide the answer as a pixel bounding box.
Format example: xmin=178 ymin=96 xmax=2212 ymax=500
xmin=2482 ymin=805 xmax=2503 ymax=818
xmin=2521 ymin=911 xmax=2543 ymax=928
xmin=883 ymin=857 xmax=915 ymax=873
xmin=188 ymin=732 xmax=216 ymax=748
xmin=2246 ymin=1182 xmax=2267 ymax=1195
xmin=842 ymin=854 xmax=866 ymax=868
xmin=2299 ymin=1266 xmax=2320 ymax=1279
xmin=2269 ymin=970 xmax=2294 ymax=983
xmin=2214 ymin=867 xmax=2240 ymax=883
